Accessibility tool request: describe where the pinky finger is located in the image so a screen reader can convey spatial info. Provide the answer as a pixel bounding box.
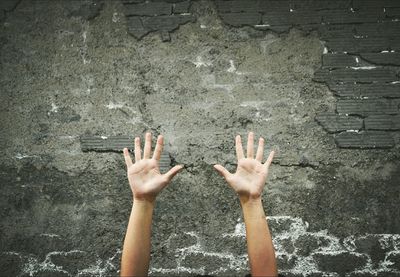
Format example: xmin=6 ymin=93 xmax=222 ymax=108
xmin=263 ymin=150 xmax=275 ymax=169
xmin=123 ymin=148 xmax=133 ymax=168
xmin=164 ymin=165 xmax=184 ymax=182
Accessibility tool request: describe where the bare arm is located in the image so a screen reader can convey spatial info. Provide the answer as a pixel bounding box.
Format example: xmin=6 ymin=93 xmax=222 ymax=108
xmin=120 ymin=132 xmax=183 ymax=277
xmin=214 ymin=132 xmax=277 ymax=276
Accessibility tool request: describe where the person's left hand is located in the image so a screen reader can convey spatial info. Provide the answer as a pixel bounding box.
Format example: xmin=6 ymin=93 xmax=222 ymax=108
xmin=123 ymin=132 xmax=183 ymax=203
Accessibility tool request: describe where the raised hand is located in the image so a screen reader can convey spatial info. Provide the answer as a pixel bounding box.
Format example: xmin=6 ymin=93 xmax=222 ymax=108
xmin=123 ymin=132 xmax=183 ymax=202
xmin=214 ymin=132 xmax=274 ymax=202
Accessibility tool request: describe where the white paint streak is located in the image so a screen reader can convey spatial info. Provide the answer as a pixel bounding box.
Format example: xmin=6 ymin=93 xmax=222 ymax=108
xmin=192 ymin=56 xmax=212 ymax=68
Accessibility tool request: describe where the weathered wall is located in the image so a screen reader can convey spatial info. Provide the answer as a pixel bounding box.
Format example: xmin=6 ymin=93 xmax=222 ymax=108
xmin=0 ymin=0 xmax=400 ymax=276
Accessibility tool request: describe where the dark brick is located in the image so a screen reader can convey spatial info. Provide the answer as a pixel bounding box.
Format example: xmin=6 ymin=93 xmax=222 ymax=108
xmin=319 ymin=24 xmax=355 ymax=40
xmin=321 ymin=9 xmax=384 ymax=24
xmin=216 ymin=0 xmax=289 ymax=13
xmin=80 ymin=136 xmax=172 ymax=172
xmin=173 ymin=1 xmax=191 ymax=14
xmin=315 ymin=113 xmax=363 ymax=133
xmin=141 ymin=14 xmax=195 ymax=31
xmin=123 ymin=2 xmax=172 ymax=16
xmin=206 ymin=235 xmax=247 ymax=256
xmin=346 ymin=272 xmax=377 ymax=277
xmin=8 ymin=234 xmax=69 ymax=261
xmin=387 ymin=252 xmax=400 ymax=270
xmin=352 ymin=235 xmax=387 ymax=268
xmin=327 ymin=83 xmax=400 ymax=98
xmin=65 ymin=0 xmax=104 ymax=21
xmin=180 ymin=252 xmax=231 ymax=273
xmin=313 ymin=252 xmax=368 ymax=273
xmin=353 ymin=0 xmax=400 ymax=9
xmin=50 ymin=251 xmax=97 ymax=275
xmin=291 ymin=0 xmax=351 ymax=11
xmin=365 ymin=115 xmax=400 ymax=130
xmin=325 ymin=37 xmax=400 ymax=52
xmin=127 ymin=16 xmax=150 ymax=39
xmin=360 ymin=53 xmax=400 ymax=66
xmin=219 ymin=12 xmax=261 ymax=27
xmin=385 ymin=7 xmax=400 ymax=19
xmin=376 ymin=271 xmax=400 ymax=277
xmin=335 ymin=131 xmax=395 ymax=148
xmin=336 ymin=99 xmax=398 ymax=116
xmin=32 ymin=269 xmax=70 ymax=277
xmin=262 ymin=10 xmax=322 ymax=26
xmin=169 ymin=233 xmax=197 ymax=250
xmin=294 ymin=233 xmax=332 ymax=256
xmin=355 ymin=22 xmax=400 ymax=38
xmin=0 ymin=252 xmax=21 ymax=277
xmin=277 ymin=253 xmax=297 ymax=270
xmin=314 ymin=68 xmax=398 ymax=83
xmin=322 ymin=54 xmax=358 ymax=68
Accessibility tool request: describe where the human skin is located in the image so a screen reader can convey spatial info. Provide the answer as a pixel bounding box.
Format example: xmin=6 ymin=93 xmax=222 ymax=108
xmin=214 ymin=132 xmax=278 ymax=276
xmin=120 ymin=132 xmax=183 ymax=277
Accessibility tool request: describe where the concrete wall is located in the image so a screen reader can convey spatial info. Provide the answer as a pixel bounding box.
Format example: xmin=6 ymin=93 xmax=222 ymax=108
xmin=1 ymin=0 xmax=399 ymax=276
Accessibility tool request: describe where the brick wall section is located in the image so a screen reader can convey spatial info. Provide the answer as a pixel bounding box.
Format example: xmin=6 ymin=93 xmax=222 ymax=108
xmin=3 ymin=216 xmax=400 ymax=276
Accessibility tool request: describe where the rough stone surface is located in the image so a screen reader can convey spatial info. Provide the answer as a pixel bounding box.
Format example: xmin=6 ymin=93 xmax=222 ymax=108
xmin=1 ymin=0 xmax=400 ymax=276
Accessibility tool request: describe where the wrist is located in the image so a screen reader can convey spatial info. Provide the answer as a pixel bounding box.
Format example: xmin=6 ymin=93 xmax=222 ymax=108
xmin=133 ymin=197 xmax=156 ymax=208
xmin=239 ymin=194 xmax=262 ymax=206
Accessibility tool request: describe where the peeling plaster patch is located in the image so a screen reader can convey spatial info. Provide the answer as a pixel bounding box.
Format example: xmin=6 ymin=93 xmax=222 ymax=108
xmin=227 ymin=60 xmax=236 ymax=73
xmin=112 ymin=12 xmax=119 ymax=23
xmin=48 ymin=103 xmax=59 ymax=115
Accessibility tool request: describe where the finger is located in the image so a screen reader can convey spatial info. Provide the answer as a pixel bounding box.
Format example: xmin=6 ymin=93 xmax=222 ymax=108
xmin=134 ymin=137 xmax=141 ymax=162
xmin=123 ymin=148 xmax=133 ymax=168
xmin=255 ymin=137 xmax=264 ymax=162
xmin=263 ymin=150 xmax=275 ymax=169
xmin=152 ymin=135 xmax=164 ymax=161
xmin=235 ymin=135 xmax=244 ymax=160
xmin=247 ymin=132 xmax=254 ymax=159
xmin=213 ymin=164 xmax=232 ymax=180
xmin=164 ymin=165 xmax=184 ymax=182
xmin=143 ymin=132 xmax=152 ymax=159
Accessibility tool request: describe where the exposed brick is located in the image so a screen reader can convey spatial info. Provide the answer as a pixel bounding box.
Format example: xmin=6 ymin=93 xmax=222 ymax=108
xmin=262 ymin=10 xmax=322 ymax=26
xmin=335 ymin=131 xmax=395 ymax=148
xmin=352 ymin=0 xmax=400 ymax=9
xmin=294 ymin=233 xmax=332 ymax=256
xmin=180 ymin=252 xmax=231 ymax=273
xmin=385 ymin=7 xmax=400 ymax=19
xmin=313 ymin=252 xmax=368 ymax=273
xmin=353 ymin=235 xmax=387 ymax=268
xmin=80 ymin=135 xmax=132 ymax=151
xmin=355 ymin=22 xmax=400 ymax=38
xmin=360 ymin=53 xmax=400 ymax=66
xmin=319 ymin=24 xmax=355 ymax=40
xmin=219 ymin=12 xmax=261 ymax=27
xmin=291 ymin=0 xmax=351 ymax=11
xmin=173 ymin=1 xmax=191 ymax=14
xmin=325 ymin=37 xmax=400 ymax=52
xmin=123 ymin=2 xmax=172 ymax=16
xmin=0 ymin=252 xmax=21 ymax=277
xmin=322 ymin=54 xmax=358 ymax=68
xmin=216 ymin=0 xmax=289 ymax=13
xmin=387 ymin=251 xmax=400 ymax=270
xmin=314 ymin=68 xmax=398 ymax=83
xmin=277 ymin=253 xmax=297 ymax=270
xmin=50 ymin=251 xmax=97 ymax=275
xmin=168 ymin=233 xmax=197 ymax=250
xmin=315 ymin=113 xmax=363 ymax=133
xmin=365 ymin=115 xmax=400 ymax=130
xmin=327 ymin=83 xmax=400 ymax=98
xmin=321 ymin=9 xmax=384 ymax=24
xmin=141 ymin=14 xmax=195 ymax=31
xmin=127 ymin=16 xmax=150 ymax=39
xmin=336 ymin=99 xmax=398 ymax=116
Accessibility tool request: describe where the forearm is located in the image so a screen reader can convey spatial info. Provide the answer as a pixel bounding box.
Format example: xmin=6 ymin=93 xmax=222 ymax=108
xmin=240 ymin=197 xmax=277 ymax=277
xmin=120 ymin=199 xmax=154 ymax=277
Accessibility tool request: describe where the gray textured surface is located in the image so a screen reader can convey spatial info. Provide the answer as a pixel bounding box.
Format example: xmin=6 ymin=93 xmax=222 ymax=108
xmin=1 ymin=0 xmax=400 ymax=276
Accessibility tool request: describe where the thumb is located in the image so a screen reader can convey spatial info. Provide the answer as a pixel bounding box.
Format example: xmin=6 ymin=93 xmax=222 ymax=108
xmin=164 ymin=165 xmax=184 ymax=182
xmin=213 ymin=164 xmax=232 ymax=180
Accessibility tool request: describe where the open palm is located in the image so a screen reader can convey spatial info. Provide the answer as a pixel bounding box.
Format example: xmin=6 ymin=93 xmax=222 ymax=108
xmin=214 ymin=132 xmax=274 ymax=201
xmin=123 ymin=133 xmax=183 ymax=202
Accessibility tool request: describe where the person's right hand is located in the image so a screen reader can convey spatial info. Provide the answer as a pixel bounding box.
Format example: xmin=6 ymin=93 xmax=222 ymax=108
xmin=213 ymin=132 xmax=274 ymax=202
